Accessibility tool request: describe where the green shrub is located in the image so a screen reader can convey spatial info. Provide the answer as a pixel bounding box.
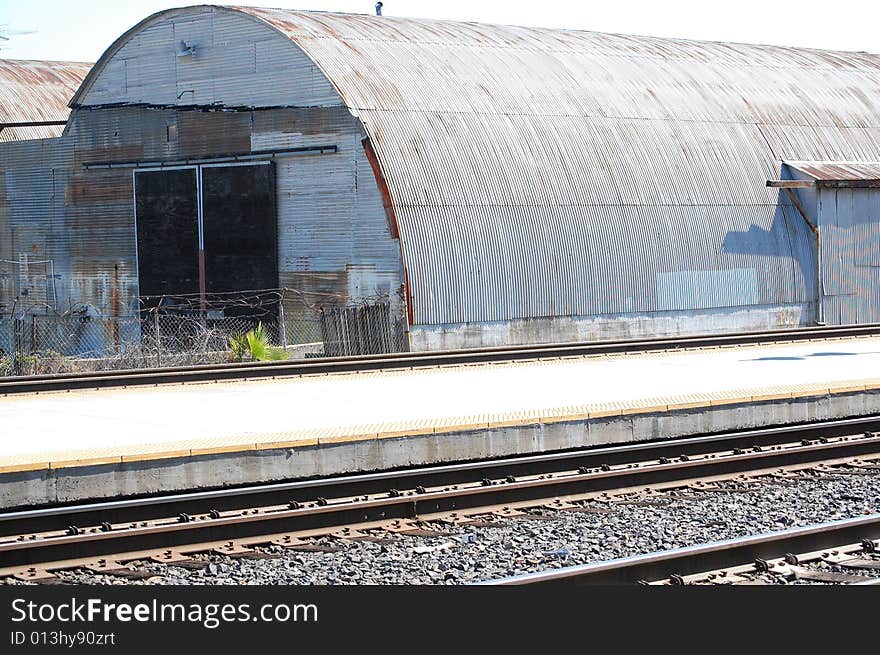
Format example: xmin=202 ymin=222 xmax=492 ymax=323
xmin=229 ymin=323 xmax=287 ymax=362
xmin=0 ymin=353 xmax=38 ymax=376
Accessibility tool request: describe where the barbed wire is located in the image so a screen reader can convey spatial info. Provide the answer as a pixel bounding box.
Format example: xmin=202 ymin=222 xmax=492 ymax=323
xmin=0 ymin=287 xmax=408 ymax=376
xmin=1 ymin=287 xmax=403 ymax=318
xmin=137 ymin=287 xmax=403 ymax=313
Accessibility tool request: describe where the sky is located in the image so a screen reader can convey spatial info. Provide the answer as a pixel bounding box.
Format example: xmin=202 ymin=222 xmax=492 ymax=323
xmin=1 ymin=0 xmax=879 ymax=62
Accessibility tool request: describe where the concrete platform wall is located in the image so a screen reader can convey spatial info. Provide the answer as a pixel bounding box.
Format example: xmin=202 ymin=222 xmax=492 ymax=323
xmin=3 ymin=388 xmax=876 ymax=509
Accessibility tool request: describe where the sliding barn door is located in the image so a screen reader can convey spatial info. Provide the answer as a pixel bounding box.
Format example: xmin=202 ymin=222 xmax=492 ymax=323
xmin=201 ymin=163 xmax=277 ymax=298
xmin=134 ymin=163 xmax=277 ymax=316
xmin=134 ymin=168 xmax=199 ymax=309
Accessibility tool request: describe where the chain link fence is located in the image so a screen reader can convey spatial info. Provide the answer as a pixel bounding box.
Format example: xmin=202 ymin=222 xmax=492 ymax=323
xmin=0 ymin=288 xmax=409 ymax=377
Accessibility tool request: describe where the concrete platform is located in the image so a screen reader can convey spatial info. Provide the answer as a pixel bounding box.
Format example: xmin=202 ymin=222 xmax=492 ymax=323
xmin=3 ymin=336 xmax=880 ymax=507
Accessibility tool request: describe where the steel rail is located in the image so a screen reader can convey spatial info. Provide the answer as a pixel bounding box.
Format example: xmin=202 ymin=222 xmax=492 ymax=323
xmin=483 ymin=514 xmax=880 ymax=586
xmin=2 ymin=323 xmax=880 ymax=395
xmin=1 ymin=426 xmax=879 ymax=571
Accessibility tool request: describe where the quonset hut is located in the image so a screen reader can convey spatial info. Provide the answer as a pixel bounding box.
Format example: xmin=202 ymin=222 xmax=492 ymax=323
xmin=0 ymin=59 xmax=91 ymax=142
xmin=3 ymin=5 xmax=880 ymax=356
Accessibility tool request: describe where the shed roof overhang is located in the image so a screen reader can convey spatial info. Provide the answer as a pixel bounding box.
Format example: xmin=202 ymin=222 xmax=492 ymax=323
xmin=768 ymin=162 xmax=880 ymax=189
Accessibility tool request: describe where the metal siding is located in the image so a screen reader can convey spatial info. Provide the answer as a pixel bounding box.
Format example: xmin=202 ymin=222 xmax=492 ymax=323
xmin=852 ymin=190 xmax=880 ymax=266
xmin=0 ymin=138 xmax=74 ymax=315
xmin=77 ymin=8 xmax=340 ymax=109
xmin=269 ymin=107 xmax=399 ymax=299
xmin=1 ymin=100 xmax=401 ymax=326
xmin=399 ymin=203 xmax=815 ymax=325
xmin=819 ymin=188 xmax=857 ymax=299
xmin=858 ymin=266 xmax=880 ymax=323
xmin=817 ymin=186 xmax=880 ymax=324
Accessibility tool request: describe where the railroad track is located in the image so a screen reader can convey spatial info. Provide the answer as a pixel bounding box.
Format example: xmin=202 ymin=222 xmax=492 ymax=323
xmin=485 ymin=514 xmax=880 ymax=586
xmin=2 ymin=323 xmax=879 ymax=395
xmin=2 ymin=416 xmax=880 ymax=583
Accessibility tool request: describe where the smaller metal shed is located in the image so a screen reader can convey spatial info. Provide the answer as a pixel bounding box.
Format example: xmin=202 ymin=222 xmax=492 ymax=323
xmin=770 ymin=162 xmax=880 ymax=325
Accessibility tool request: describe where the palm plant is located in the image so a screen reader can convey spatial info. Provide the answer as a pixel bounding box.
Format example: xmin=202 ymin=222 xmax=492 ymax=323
xmin=229 ymin=323 xmax=287 ymax=362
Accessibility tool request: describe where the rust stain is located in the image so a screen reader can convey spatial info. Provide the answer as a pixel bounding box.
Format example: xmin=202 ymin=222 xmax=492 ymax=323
xmin=402 ymin=267 xmax=414 ymax=327
xmin=787 ymin=161 xmax=880 ymax=183
xmin=66 ymin=170 xmax=131 ymax=205
xmin=361 ymin=137 xmax=398 ymax=239
xmin=0 ymin=59 xmax=91 ymax=130
xmin=178 ymin=111 xmax=251 ymax=158
xmin=73 ymin=144 xmax=144 ymax=168
xmin=362 ymin=136 xmax=413 ymax=326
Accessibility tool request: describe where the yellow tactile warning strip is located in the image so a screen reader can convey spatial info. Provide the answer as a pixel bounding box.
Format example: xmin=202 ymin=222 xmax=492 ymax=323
xmin=2 ymin=376 xmax=879 ymax=474
xmin=3 ymin=334 xmax=880 ymax=474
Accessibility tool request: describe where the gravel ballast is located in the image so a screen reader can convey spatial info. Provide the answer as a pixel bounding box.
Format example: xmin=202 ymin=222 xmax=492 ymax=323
xmin=7 ymin=470 xmax=880 ymax=585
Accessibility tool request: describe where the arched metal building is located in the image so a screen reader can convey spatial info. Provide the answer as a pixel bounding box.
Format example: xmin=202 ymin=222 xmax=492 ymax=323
xmin=2 ymin=5 xmax=880 ymax=354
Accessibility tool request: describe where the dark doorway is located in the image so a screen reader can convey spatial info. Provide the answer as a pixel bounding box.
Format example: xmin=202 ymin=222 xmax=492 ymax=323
xmin=134 ymin=168 xmax=200 ymax=310
xmin=134 ymin=163 xmax=278 ymax=319
xmin=202 ymin=163 xmax=278 ymax=309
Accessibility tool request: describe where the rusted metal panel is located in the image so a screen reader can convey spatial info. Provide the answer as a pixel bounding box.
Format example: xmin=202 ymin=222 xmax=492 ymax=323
xmin=0 ymin=59 xmax=91 ymax=142
xmin=66 ymin=169 xmax=132 ymax=205
xmin=269 ymin=107 xmax=400 ymax=298
xmin=786 ymin=161 xmax=880 ymax=187
xmin=177 ymin=111 xmax=252 ymax=157
xmin=67 ymin=106 xmax=176 ymax=164
xmin=787 ymin=161 xmax=880 ymax=181
xmin=1 ymin=125 xmax=68 ymax=142
xmin=0 ymin=131 xmax=140 ymax=319
xmin=0 ymin=103 xmax=400 ymax=328
xmin=361 ymin=137 xmax=398 ymax=239
xmin=0 ymin=140 xmax=69 ymax=313
xmin=250 ymin=106 xmax=349 ymax=144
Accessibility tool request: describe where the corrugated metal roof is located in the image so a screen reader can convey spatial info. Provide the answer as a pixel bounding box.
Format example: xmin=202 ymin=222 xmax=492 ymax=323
xmin=0 ymin=59 xmax=91 ymax=142
xmin=235 ymin=7 xmax=880 ymax=123
xmin=226 ymin=7 xmax=873 ymax=324
xmin=786 ymin=161 xmax=880 ymax=181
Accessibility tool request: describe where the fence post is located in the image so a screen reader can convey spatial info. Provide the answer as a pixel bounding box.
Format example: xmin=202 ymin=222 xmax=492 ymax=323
xmin=154 ymin=311 xmax=161 ymax=367
xmin=31 ymin=315 xmax=37 ymax=355
xmin=278 ymin=301 xmax=288 ymax=349
xmin=12 ymin=317 xmax=22 ymax=376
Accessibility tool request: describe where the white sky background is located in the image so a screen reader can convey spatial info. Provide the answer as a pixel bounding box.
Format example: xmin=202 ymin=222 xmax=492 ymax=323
xmin=0 ymin=0 xmax=879 ymax=62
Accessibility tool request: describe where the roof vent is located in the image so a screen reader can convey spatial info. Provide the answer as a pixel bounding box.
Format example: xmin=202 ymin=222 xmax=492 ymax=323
xmin=375 ymin=2 xmax=383 ymax=16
